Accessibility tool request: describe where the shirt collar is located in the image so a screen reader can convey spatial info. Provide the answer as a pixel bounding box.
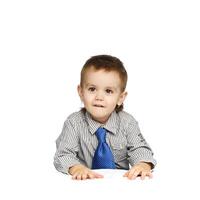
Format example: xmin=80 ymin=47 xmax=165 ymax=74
xmin=85 ymin=111 xmax=119 ymax=135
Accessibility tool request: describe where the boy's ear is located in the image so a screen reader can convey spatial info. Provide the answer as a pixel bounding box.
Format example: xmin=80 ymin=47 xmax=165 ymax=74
xmin=77 ymin=85 xmax=83 ymax=101
xmin=117 ymin=91 xmax=128 ymax=106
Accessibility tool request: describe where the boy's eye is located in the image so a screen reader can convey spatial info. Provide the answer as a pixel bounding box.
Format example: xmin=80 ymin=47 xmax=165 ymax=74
xmin=105 ymin=89 xmax=113 ymax=94
xmin=88 ymin=87 xmax=96 ymax=92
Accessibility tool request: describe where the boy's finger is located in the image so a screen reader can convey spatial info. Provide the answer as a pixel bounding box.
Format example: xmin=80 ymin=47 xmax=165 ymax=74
xmin=82 ymin=174 xmax=87 ymax=180
xmin=128 ymin=169 xmax=140 ymax=180
xmin=72 ymin=172 xmax=78 ymax=180
xmin=125 ymin=169 xmax=134 ymax=179
xmin=93 ymin=172 xmax=104 ymax=178
xmin=140 ymin=171 xmax=153 ymax=180
xmin=88 ymin=173 xmax=95 ymax=179
xmin=76 ymin=174 xmax=82 ymax=180
xmin=123 ymin=171 xmax=129 ymax=177
xmin=126 ymin=170 xmax=135 ymax=179
xmin=140 ymin=171 xmax=146 ymax=180
xmin=147 ymin=172 xmax=153 ymax=179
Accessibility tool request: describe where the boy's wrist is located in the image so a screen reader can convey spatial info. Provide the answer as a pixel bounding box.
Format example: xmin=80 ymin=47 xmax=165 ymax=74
xmin=68 ymin=164 xmax=86 ymax=175
xmin=138 ymin=162 xmax=153 ymax=170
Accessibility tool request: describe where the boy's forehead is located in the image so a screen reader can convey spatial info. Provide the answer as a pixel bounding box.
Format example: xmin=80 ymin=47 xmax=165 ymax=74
xmin=83 ymin=68 xmax=122 ymax=88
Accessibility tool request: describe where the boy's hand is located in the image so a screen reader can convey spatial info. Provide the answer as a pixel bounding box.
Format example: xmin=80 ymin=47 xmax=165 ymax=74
xmin=69 ymin=164 xmax=104 ymax=180
xmin=123 ymin=162 xmax=153 ymax=180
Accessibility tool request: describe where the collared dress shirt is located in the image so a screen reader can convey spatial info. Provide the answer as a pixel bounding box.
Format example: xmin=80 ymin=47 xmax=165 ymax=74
xmin=54 ymin=110 xmax=156 ymax=174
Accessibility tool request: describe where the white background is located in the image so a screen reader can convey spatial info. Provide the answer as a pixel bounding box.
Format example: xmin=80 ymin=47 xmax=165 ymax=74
xmin=0 ymin=0 xmax=200 ymax=199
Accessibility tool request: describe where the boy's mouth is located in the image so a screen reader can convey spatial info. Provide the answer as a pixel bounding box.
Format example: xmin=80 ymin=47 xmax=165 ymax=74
xmin=93 ymin=104 xmax=104 ymax=108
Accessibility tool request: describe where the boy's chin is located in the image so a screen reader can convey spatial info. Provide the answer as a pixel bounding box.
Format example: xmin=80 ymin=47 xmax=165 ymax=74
xmin=90 ymin=112 xmax=110 ymax=123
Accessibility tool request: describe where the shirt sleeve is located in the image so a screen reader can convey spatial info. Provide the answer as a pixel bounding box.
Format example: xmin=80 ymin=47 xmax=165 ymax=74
xmin=53 ymin=119 xmax=81 ymax=174
xmin=126 ymin=118 xmax=157 ymax=169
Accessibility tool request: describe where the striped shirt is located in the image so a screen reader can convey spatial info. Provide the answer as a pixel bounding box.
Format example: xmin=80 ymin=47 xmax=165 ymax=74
xmin=54 ymin=110 xmax=156 ymax=174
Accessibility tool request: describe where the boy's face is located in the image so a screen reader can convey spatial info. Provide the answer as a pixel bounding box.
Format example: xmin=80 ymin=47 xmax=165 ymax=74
xmin=78 ymin=67 xmax=127 ymax=124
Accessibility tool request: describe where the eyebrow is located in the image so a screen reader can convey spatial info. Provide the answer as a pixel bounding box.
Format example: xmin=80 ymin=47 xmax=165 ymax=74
xmin=85 ymin=83 xmax=95 ymax=87
xmin=85 ymin=83 xmax=118 ymax=91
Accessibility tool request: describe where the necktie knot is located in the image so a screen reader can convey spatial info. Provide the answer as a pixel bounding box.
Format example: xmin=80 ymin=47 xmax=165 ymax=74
xmin=95 ymin=127 xmax=106 ymax=143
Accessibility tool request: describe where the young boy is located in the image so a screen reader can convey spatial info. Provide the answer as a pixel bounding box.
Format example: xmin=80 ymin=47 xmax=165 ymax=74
xmin=54 ymin=55 xmax=156 ymax=180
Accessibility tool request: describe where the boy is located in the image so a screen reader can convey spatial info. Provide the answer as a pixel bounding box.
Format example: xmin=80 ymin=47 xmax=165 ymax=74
xmin=54 ymin=55 xmax=156 ymax=180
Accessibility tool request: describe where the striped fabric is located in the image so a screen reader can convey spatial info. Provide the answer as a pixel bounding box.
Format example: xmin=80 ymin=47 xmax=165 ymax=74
xmin=54 ymin=110 xmax=156 ymax=174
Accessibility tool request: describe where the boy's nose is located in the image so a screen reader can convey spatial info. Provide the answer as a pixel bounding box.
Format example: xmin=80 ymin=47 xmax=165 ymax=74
xmin=95 ymin=92 xmax=104 ymax=100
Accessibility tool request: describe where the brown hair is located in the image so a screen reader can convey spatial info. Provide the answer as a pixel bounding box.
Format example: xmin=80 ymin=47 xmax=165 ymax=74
xmin=80 ymin=55 xmax=128 ymax=112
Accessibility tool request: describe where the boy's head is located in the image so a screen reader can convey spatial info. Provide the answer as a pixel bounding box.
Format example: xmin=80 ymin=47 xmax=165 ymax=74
xmin=78 ymin=55 xmax=128 ymax=123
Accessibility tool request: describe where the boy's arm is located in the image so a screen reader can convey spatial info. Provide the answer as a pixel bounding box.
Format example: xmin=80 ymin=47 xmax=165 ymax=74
xmin=54 ymin=120 xmax=81 ymax=174
xmin=126 ymin=119 xmax=157 ymax=169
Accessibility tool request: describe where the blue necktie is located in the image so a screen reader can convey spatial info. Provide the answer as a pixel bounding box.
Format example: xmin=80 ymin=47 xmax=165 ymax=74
xmin=92 ymin=127 xmax=115 ymax=169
